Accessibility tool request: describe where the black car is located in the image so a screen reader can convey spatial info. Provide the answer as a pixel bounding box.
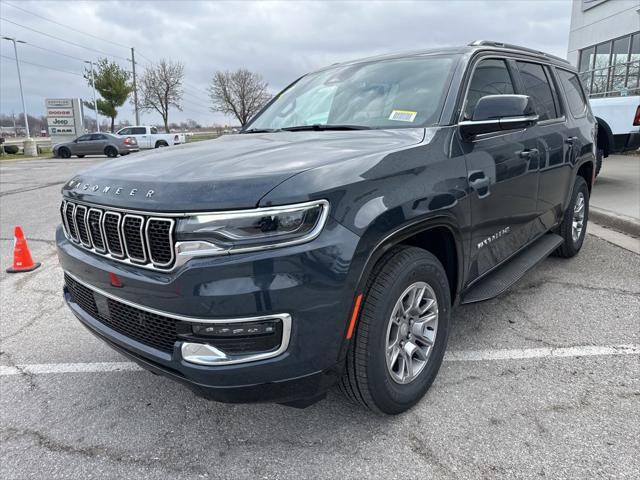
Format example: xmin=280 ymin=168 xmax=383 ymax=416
xmin=57 ymin=41 xmax=596 ymax=414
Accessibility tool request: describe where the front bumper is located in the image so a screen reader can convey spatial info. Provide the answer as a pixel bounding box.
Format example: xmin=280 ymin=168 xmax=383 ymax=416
xmin=57 ymin=218 xmax=361 ymax=404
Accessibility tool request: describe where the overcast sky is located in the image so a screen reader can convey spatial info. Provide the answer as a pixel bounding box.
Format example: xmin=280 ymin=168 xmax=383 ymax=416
xmin=0 ymin=0 xmax=573 ymax=128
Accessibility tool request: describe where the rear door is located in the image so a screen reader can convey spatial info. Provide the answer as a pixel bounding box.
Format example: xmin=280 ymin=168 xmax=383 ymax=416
xmin=459 ymin=57 xmax=541 ymax=280
xmin=513 ymin=60 xmax=569 ymax=230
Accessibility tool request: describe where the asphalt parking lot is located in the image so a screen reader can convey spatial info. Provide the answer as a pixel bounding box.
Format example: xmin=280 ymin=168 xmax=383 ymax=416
xmin=1 ymin=157 xmax=639 ymax=479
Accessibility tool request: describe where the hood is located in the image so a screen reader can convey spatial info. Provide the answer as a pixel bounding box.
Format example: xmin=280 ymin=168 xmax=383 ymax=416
xmin=62 ymin=128 xmax=425 ymax=211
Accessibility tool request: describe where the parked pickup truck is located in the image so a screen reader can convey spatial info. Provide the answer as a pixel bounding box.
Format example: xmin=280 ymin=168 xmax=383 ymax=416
xmin=58 ymin=41 xmax=596 ymax=414
xmin=591 ymin=95 xmax=640 ymax=175
xmin=115 ymin=125 xmax=185 ymax=149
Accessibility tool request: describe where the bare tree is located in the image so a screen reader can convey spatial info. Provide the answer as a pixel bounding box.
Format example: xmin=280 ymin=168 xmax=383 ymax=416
xmin=139 ymin=59 xmax=184 ymax=133
xmin=208 ymin=69 xmax=271 ymax=126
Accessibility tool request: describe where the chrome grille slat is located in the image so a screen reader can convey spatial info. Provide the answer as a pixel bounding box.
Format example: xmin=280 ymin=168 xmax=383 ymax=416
xmin=87 ymin=208 xmax=106 ymax=253
xmin=64 ymin=202 xmax=79 ymax=242
xmin=122 ymin=214 xmax=146 ymax=263
xmin=74 ymin=205 xmax=91 ymax=247
xmin=103 ymin=211 xmax=124 ymax=258
xmin=60 ymin=200 xmax=175 ymax=270
xmin=146 ymin=218 xmax=175 ymax=267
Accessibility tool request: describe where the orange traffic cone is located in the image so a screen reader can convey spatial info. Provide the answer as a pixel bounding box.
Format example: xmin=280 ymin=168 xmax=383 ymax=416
xmin=6 ymin=226 xmax=41 ymax=273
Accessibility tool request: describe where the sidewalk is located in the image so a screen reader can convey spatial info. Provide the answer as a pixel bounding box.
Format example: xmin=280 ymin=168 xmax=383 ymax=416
xmin=590 ymin=154 xmax=640 ymax=237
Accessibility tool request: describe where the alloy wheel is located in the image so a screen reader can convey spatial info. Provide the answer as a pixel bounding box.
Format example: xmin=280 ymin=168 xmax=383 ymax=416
xmin=572 ymin=192 xmax=585 ymax=243
xmin=385 ymin=281 xmax=439 ymax=384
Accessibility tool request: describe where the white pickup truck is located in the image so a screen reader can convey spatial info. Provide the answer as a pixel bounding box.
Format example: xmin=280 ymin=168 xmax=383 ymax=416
xmin=115 ymin=126 xmax=186 ymax=149
xmin=591 ymin=96 xmax=640 ymax=175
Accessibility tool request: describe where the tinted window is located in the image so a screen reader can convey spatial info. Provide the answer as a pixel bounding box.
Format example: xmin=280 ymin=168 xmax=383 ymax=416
xmin=465 ymin=59 xmax=515 ymax=119
xmin=516 ymin=61 xmax=558 ymax=120
xmin=150 ymin=127 xmax=158 ymax=134
xmin=118 ymin=128 xmax=131 ymax=135
xmin=90 ymin=134 xmax=106 ymax=140
xmin=248 ymin=55 xmax=457 ymax=130
xmin=557 ymin=70 xmax=587 ymax=117
xmin=131 ymin=127 xmax=147 ymax=135
xmin=76 ymin=135 xmax=92 ymax=142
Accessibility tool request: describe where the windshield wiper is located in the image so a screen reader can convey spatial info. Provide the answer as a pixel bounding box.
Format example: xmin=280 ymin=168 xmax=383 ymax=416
xmin=281 ymin=124 xmax=371 ymax=132
xmin=241 ymin=128 xmax=280 ymax=134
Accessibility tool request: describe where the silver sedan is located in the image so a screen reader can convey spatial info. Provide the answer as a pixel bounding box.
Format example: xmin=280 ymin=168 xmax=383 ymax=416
xmin=53 ymin=133 xmax=139 ymax=158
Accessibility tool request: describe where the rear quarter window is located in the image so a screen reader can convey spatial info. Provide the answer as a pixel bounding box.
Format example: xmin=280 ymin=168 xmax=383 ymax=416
xmin=557 ymin=69 xmax=587 ymax=117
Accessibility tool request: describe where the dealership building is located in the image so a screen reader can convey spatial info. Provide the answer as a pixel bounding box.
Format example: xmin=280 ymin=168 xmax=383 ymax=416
xmin=567 ymin=0 xmax=640 ymax=97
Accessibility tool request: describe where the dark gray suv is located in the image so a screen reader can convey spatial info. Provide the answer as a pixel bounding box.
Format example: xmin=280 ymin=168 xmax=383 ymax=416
xmin=57 ymin=41 xmax=596 ymax=414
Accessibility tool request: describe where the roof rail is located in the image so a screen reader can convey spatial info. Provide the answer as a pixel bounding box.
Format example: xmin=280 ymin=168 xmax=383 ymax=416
xmin=469 ymin=40 xmax=570 ymax=64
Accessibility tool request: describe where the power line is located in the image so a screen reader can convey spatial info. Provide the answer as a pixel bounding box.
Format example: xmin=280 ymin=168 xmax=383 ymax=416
xmin=0 ymin=54 xmax=83 ymax=77
xmin=21 ymin=42 xmax=89 ymax=63
xmin=0 ymin=17 xmax=130 ymax=62
xmin=2 ymin=1 xmax=130 ymax=50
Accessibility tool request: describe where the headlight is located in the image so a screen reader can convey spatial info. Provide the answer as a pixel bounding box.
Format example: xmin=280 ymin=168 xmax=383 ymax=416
xmin=175 ymin=200 xmax=329 ymax=256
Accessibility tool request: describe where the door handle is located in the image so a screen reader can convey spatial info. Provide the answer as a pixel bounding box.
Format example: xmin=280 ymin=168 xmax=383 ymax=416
xmin=519 ymin=148 xmax=539 ymax=159
xmin=565 ymin=136 xmax=578 ymax=145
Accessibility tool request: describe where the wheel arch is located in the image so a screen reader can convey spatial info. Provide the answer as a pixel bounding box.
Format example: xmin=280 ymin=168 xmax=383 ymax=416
xmin=354 ymin=215 xmax=464 ymax=307
xmin=595 ymin=117 xmax=613 ymax=157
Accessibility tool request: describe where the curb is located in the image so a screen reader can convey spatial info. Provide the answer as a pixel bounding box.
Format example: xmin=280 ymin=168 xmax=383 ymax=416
xmin=590 ymin=207 xmax=640 ymax=237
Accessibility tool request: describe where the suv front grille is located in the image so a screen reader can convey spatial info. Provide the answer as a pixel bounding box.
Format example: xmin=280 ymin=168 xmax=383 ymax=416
xmin=61 ymin=201 xmax=175 ymax=270
xmin=64 ymin=273 xmax=286 ymax=357
xmin=64 ymin=273 xmax=177 ymax=353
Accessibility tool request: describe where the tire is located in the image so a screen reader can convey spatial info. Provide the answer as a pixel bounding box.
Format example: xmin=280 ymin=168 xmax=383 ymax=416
xmin=104 ymin=146 xmax=118 ymax=158
xmin=554 ymin=175 xmax=589 ymax=258
xmin=58 ymin=147 xmax=71 ymax=159
xmin=339 ymin=246 xmax=451 ymax=415
xmin=155 ymin=141 xmax=168 ymax=148
xmin=77 ymin=155 xmax=85 ymax=158
xmin=595 ymin=148 xmax=603 ymax=177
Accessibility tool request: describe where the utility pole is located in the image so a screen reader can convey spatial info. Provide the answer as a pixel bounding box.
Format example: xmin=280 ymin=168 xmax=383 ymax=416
xmin=131 ymin=47 xmax=140 ymax=125
xmin=2 ymin=36 xmax=36 ymax=156
xmin=84 ymin=60 xmax=100 ymax=132
xmin=2 ymin=37 xmax=29 ymax=138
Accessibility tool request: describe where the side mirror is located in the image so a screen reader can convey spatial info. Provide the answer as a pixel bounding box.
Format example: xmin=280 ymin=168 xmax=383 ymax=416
xmin=460 ymin=94 xmax=539 ymax=139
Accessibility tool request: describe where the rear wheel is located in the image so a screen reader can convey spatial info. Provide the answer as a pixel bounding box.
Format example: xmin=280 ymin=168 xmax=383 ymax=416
xmin=58 ymin=147 xmax=71 ymax=159
xmin=104 ymin=146 xmax=118 ymax=158
xmin=554 ymin=175 xmax=589 ymax=258
xmin=339 ymin=246 xmax=450 ymax=414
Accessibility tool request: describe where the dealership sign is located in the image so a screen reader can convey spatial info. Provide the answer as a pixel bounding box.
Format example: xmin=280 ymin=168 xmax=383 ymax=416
xmin=48 ymin=117 xmax=74 ymax=127
xmin=45 ymin=98 xmax=83 ymax=139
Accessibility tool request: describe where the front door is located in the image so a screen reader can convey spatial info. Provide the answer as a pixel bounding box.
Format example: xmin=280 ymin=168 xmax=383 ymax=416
xmin=459 ymin=57 xmax=541 ymax=281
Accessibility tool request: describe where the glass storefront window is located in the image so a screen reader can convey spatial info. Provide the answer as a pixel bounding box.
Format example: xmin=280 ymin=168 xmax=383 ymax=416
xmin=611 ymin=36 xmax=630 ymax=92
xmin=578 ymin=32 xmax=640 ymax=97
xmin=591 ymin=42 xmax=611 ymax=94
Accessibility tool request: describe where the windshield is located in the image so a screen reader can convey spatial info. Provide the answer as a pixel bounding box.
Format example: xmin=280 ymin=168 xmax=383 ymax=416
xmin=246 ymin=55 xmax=457 ymax=131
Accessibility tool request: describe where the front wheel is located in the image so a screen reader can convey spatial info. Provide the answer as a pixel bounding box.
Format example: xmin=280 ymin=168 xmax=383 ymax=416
xmin=58 ymin=147 xmax=71 ymax=159
xmin=554 ymin=175 xmax=589 ymax=258
xmin=339 ymin=246 xmax=451 ymax=414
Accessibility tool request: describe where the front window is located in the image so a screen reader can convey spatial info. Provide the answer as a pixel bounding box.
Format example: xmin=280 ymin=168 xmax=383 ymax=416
xmin=246 ymin=55 xmax=457 ymax=131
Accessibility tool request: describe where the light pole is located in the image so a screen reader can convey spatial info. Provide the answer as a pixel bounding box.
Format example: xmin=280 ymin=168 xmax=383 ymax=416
xmin=84 ymin=60 xmax=100 ymax=132
xmin=2 ymin=37 xmax=30 ymax=139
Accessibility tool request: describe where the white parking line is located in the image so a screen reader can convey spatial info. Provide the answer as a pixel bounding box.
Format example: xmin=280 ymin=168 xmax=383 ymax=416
xmin=1 ymin=344 xmax=638 ymax=377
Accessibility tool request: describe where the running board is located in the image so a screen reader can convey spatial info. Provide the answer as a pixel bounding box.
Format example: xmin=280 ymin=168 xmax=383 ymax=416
xmin=461 ymin=233 xmax=564 ymax=304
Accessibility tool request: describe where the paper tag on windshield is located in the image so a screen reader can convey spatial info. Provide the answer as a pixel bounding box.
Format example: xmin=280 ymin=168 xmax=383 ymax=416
xmin=389 ymin=110 xmax=417 ymax=122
